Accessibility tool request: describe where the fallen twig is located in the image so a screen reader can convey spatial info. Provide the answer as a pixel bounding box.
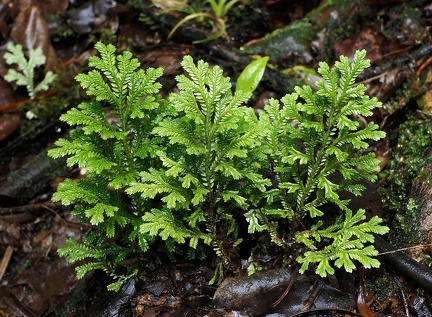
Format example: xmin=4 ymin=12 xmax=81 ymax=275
xmin=375 ymin=236 xmax=432 ymax=294
xmin=0 ymin=245 xmax=13 ymax=281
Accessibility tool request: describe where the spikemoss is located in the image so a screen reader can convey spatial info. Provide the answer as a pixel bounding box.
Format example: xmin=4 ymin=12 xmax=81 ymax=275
xmin=48 ymin=43 xmax=388 ymax=290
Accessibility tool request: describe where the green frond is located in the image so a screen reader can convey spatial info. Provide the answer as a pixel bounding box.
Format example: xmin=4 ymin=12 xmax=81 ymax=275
xmin=185 ymin=209 xmax=206 ymax=228
xmin=127 ymin=68 xmax=163 ymax=117
xmin=346 ymin=153 xmax=382 ymax=176
xmin=60 ymin=102 xmax=125 ymax=140
xmin=109 ymin=172 xmax=137 ymax=189
xmin=51 ymin=178 xmax=99 ymax=205
xmin=336 ymin=123 xmax=385 ymax=149
xmin=335 ymin=114 xmax=359 ymax=130
xmin=129 ymin=226 xmax=152 ymax=252
xmin=170 ymin=90 xmax=205 ymax=124
xmin=4 ymin=43 xmax=32 ymax=66
xmin=279 ymin=182 xmax=301 ymax=193
xmin=128 ymin=169 xmax=189 ymax=209
xmin=107 ymin=271 xmax=139 ymax=292
xmin=76 ymin=70 xmax=118 ymax=105
xmin=305 ymin=204 xmax=324 ymax=218
xmin=162 ymin=191 xmax=187 ymax=209
xmin=141 ymin=208 xmax=193 ymax=243
xmin=219 ymin=110 xmax=268 ymax=159
xmin=4 ymin=70 xmax=29 ymax=88
xmin=86 ymin=42 xmax=139 ymax=103
xmin=244 ymin=209 xmax=266 ymax=233
xmin=299 ymin=119 xmax=324 ymax=132
xmin=215 ymin=162 xmax=242 ymax=179
xmin=325 ymin=145 xmax=349 ymax=161
xmin=49 ymin=136 xmax=117 ymax=173
xmin=76 ymin=262 xmax=105 ymax=279
xmin=58 ymin=238 xmax=103 ymax=262
xmin=214 ymin=91 xmax=251 ymax=129
xmin=295 ymin=85 xmax=320 ymax=115
xmin=281 ymin=147 xmax=311 ymax=165
xmin=221 ymin=190 xmax=248 ymax=208
xmin=191 ymin=186 xmax=210 ymax=205
xmin=153 ymin=120 xmax=207 ymax=155
xmin=336 ymin=50 xmax=369 ymax=94
xmin=262 ymin=207 xmax=294 ymax=218
xmin=298 ymin=251 xmax=334 ymax=277
xmin=244 ymin=172 xmax=272 ymax=191
xmin=317 ymin=176 xmax=339 ymax=201
xmin=316 ymin=63 xmax=339 ymax=104
xmin=279 ymin=93 xmax=301 ymax=123
xmin=157 ymin=151 xmax=188 ymax=177
xmin=127 ymin=173 xmax=171 ymax=197
xmin=179 ymin=173 xmax=198 ymax=189
xmin=34 ymin=71 xmax=57 ymax=94
xmin=296 ymin=208 xmax=389 ymax=277
xmin=84 ymin=203 xmax=119 ymax=225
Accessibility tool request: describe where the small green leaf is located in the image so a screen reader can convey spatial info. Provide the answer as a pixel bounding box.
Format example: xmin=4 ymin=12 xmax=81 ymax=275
xmin=236 ymin=56 xmax=269 ymax=95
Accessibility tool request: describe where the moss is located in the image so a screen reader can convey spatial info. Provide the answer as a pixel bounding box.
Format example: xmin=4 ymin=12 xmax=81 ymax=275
xmin=241 ymin=19 xmax=319 ymax=67
xmin=379 ymin=112 xmax=432 ymax=246
xmin=381 ymin=4 xmax=428 ymax=44
xmin=317 ymin=0 xmax=375 ymax=61
xmin=54 ymin=280 xmax=88 ymax=316
xmin=367 ymin=273 xmax=396 ymax=306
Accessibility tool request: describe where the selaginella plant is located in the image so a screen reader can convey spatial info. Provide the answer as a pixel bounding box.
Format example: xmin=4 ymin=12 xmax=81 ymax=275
xmin=48 ymin=42 xmax=388 ymax=291
xmin=3 ymin=42 xmax=57 ymax=99
xmin=48 ymin=42 xmax=167 ymax=291
xmin=246 ymin=50 xmax=389 ymax=277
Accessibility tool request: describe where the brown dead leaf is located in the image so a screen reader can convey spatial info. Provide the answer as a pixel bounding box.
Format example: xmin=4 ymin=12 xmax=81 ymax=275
xmin=10 ymin=4 xmax=58 ymax=71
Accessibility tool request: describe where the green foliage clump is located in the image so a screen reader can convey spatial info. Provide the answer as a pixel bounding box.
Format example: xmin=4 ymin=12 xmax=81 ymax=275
xmin=3 ymin=43 xmax=57 ymax=99
xmin=48 ymin=43 xmax=388 ymax=291
xmin=48 ymin=42 xmax=167 ymax=291
xmin=248 ymin=50 xmax=389 ymax=277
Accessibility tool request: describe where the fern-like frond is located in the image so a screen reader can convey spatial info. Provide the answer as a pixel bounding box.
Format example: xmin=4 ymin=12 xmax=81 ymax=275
xmin=84 ymin=203 xmax=119 ymax=225
xmin=336 ymin=123 xmax=385 ymax=149
xmin=50 ymin=43 xmax=390 ymax=289
xmin=244 ymin=209 xmax=266 ymax=233
xmin=157 ymin=151 xmax=188 ymax=177
xmin=296 ymin=209 xmax=389 ymax=277
xmin=127 ymin=68 xmax=163 ymax=118
xmin=76 ymin=70 xmax=117 ymax=105
xmin=57 ymin=238 xmax=103 ymax=262
xmin=48 ymin=136 xmax=117 ymax=173
xmin=127 ymin=169 xmax=189 ymax=209
xmin=336 ymin=50 xmax=370 ymax=96
xmin=76 ymin=262 xmax=105 ymax=279
xmin=220 ymin=190 xmax=248 ymax=208
xmin=153 ymin=120 xmax=207 ymax=155
xmin=140 ymin=208 xmax=193 ymax=243
xmin=51 ymin=178 xmax=99 ymax=205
